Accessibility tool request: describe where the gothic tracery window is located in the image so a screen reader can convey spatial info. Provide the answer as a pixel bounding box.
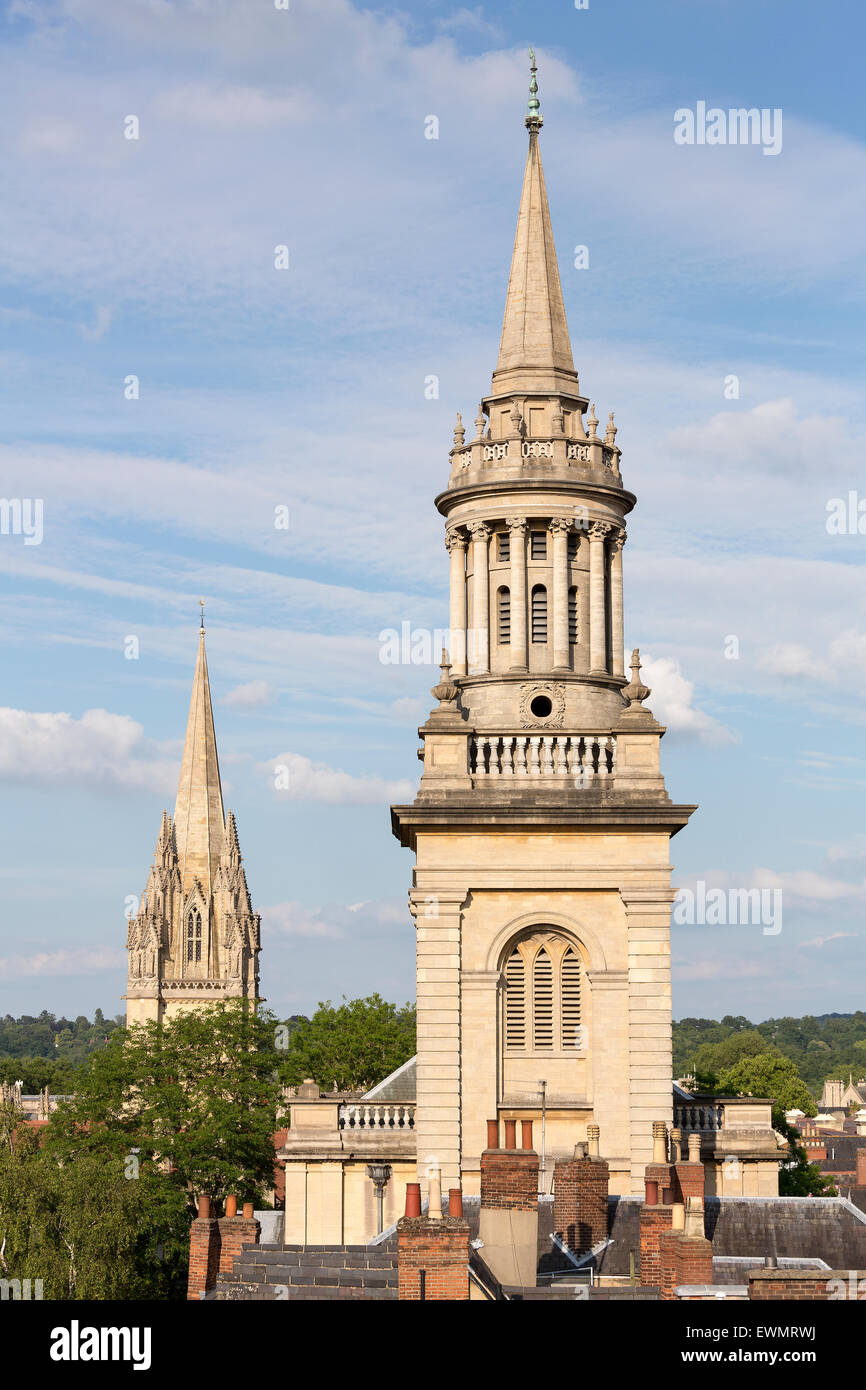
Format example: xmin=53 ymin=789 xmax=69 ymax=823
xmin=503 ymin=932 xmax=583 ymax=1053
xmin=186 ymin=908 xmax=202 ymax=964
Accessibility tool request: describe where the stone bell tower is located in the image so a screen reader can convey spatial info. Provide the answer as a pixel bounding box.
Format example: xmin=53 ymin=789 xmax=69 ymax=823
xmin=391 ymin=56 xmax=696 ymax=1198
xmin=125 ymin=615 xmax=261 ymax=1025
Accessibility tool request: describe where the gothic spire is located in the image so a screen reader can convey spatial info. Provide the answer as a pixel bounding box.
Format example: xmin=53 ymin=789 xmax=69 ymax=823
xmin=493 ymin=51 xmax=578 ymax=396
xmin=173 ymin=621 xmax=226 ymax=900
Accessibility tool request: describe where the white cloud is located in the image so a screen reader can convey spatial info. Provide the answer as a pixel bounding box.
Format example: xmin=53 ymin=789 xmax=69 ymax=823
xmin=0 ymin=946 xmax=125 ymax=977
xmin=757 ymin=643 xmax=830 ymax=681
xmin=262 ymin=896 xmax=407 ymax=940
xmin=0 ymin=707 xmax=177 ymax=795
xmin=639 ymin=654 xmax=737 ymax=745
xmin=222 ymin=680 xmax=276 ymax=709
xmin=261 ymin=750 xmax=415 ymax=804
xmin=798 ymin=933 xmax=858 ymax=950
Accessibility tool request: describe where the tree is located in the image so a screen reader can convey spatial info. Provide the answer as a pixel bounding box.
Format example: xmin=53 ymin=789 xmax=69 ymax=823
xmin=0 ymin=1126 xmax=189 ymax=1299
xmin=773 ymin=1116 xmax=836 ymax=1198
xmin=46 ymin=1000 xmax=282 ymax=1209
xmin=279 ymin=995 xmax=416 ymax=1091
xmin=694 ymin=1029 xmax=780 ymax=1078
xmin=717 ymin=1053 xmax=817 ymax=1119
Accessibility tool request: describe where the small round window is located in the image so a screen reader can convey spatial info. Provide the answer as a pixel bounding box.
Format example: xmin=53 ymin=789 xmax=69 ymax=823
xmin=530 ymin=695 xmax=552 ymax=719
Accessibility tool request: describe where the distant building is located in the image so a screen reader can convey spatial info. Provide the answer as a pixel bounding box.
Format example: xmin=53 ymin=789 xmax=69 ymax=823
xmin=125 ymin=622 xmax=260 ymax=1024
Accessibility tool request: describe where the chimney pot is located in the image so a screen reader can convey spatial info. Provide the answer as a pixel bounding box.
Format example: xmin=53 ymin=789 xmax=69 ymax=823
xmin=504 ymin=1118 xmax=517 ymax=1150
xmin=521 ymin=1119 xmax=533 ymax=1150
xmin=486 ymin=1119 xmax=500 ymax=1150
xmin=448 ymin=1188 xmax=463 ymax=1217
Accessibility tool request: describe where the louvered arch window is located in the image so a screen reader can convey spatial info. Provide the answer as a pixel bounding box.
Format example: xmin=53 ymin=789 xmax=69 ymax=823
xmin=568 ymin=586 xmax=578 ymax=643
xmin=503 ymin=932 xmax=584 ymax=1054
xmin=498 ymin=586 xmax=511 ymax=644
xmin=531 ymin=585 xmax=547 ymax=643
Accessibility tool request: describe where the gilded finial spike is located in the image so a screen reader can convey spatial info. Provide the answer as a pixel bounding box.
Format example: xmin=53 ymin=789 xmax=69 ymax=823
xmin=526 ymin=47 xmax=543 ymax=131
xmin=199 ymin=598 xmax=205 ymax=632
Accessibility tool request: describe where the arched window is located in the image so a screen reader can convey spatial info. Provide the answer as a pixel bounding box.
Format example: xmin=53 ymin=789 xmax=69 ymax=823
xmin=503 ymin=932 xmax=584 ymax=1054
xmin=568 ymin=586 xmax=578 ymax=644
xmin=497 ymin=586 xmax=511 ymax=644
xmin=531 ymin=585 xmax=547 ymax=643
xmin=186 ymin=909 xmax=202 ymax=964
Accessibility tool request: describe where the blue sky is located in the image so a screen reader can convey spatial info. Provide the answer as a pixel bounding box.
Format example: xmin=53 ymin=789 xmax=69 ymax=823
xmin=0 ymin=0 xmax=864 ymax=1024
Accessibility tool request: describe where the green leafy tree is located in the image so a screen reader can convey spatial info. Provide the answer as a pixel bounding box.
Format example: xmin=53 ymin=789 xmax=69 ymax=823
xmin=695 ymin=1029 xmax=781 ymax=1078
xmin=280 ymin=995 xmax=416 ymax=1091
xmin=0 ymin=1128 xmax=189 ymax=1299
xmin=717 ymin=1053 xmax=817 ymax=1118
xmin=46 ymin=1000 xmax=282 ymax=1209
xmin=773 ymin=1116 xmax=836 ymax=1198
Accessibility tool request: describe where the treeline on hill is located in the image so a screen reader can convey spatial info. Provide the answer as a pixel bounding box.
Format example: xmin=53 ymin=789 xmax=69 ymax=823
xmin=0 ymin=1010 xmax=126 ymax=1092
xmin=0 ymin=995 xmax=417 ymax=1096
xmin=673 ymin=1012 xmax=866 ymax=1100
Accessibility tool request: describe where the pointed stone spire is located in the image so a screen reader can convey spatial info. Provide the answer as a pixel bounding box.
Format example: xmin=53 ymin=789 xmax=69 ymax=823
xmin=173 ymin=620 xmax=226 ymax=901
xmin=493 ymin=51 xmax=579 ymax=397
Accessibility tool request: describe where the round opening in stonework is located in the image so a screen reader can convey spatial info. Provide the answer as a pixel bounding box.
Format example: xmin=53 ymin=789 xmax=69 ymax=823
xmin=519 ymin=681 xmax=565 ymax=727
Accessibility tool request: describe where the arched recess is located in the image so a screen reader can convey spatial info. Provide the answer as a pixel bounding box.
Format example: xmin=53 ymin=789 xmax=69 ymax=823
xmin=485 ymin=910 xmax=607 ymax=976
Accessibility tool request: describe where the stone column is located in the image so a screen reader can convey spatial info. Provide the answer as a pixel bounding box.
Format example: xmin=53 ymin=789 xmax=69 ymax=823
xmin=467 ymin=522 xmax=490 ymax=675
xmin=445 ymin=527 xmax=467 ymax=676
xmin=588 ymin=521 xmax=610 ymax=676
xmin=507 ymin=515 xmax=528 ymax=672
xmin=610 ymin=529 xmax=626 ymax=678
xmin=549 ymin=517 xmax=571 ymax=671
xmin=410 ymin=891 xmax=465 ymax=1197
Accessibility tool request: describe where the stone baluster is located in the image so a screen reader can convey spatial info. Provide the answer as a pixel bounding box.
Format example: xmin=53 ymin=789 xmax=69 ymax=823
xmin=555 ymin=738 xmax=568 ymax=775
xmin=541 ymin=737 xmax=554 ymax=775
xmin=516 ymin=737 xmax=528 ymax=775
xmin=501 ymin=737 xmax=514 ymax=776
xmin=529 ymin=737 xmax=541 ymax=775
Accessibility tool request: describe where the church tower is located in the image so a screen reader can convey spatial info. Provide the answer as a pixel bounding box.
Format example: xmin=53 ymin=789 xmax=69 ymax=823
xmin=391 ymin=58 xmax=695 ymax=1197
xmin=125 ymin=617 xmax=261 ymax=1024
